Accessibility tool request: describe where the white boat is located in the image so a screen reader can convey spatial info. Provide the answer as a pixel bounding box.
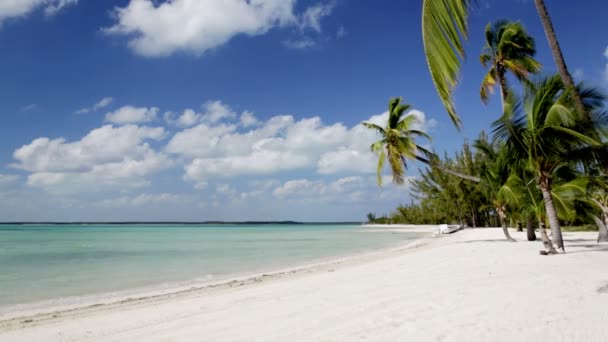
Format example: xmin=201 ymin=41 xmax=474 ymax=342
xmin=439 ymin=224 xmax=462 ymax=234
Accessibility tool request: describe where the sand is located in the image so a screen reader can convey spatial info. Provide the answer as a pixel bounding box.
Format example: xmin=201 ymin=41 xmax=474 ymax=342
xmin=1 ymin=226 xmax=607 ymax=342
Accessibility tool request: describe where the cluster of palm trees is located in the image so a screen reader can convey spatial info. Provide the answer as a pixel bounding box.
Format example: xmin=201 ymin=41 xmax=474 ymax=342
xmin=365 ymin=2 xmax=608 ymax=255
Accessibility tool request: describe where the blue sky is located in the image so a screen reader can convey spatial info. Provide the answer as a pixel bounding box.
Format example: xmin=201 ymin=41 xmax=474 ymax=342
xmin=0 ymin=0 xmax=606 ymax=222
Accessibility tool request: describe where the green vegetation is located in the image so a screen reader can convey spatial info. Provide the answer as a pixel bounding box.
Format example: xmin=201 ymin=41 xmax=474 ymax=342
xmin=365 ymin=0 xmax=607 ymax=254
xmin=364 ymin=0 xmax=608 ymax=256
xmin=479 ymin=20 xmax=540 ymax=106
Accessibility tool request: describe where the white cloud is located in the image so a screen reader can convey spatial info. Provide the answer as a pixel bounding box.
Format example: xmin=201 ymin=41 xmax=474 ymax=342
xmin=164 ymin=100 xmax=239 ymax=127
xmin=0 ymin=0 xmax=77 ymax=25
xmin=336 ymin=26 xmax=346 ymax=38
xmin=105 ymin=105 xmax=159 ymax=124
xmin=299 ymin=2 xmax=334 ymax=32
xmin=104 ymin=0 xmax=297 ymax=57
xmin=104 ymin=0 xmax=336 ymax=57
xmin=175 ymin=109 xmax=200 ymax=127
xmin=166 ymin=103 xmax=434 ymax=185
xmin=317 ymin=149 xmax=376 ymax=174
xmin=76 ymin=96 xmax=114 ymax=114
xmin=201 ymin=100 xmax=237 ymax=123
xmin=98 ymin=193 xmax=184 ymax=207
xmin=43 ymin=0 xmax=77 ymax=16
xmin=164 ymin=109 xmax=201 ymax=128
xmin=240 ymin=111 xmax=259 ymax=127
xmin=272 ymin=176 xmax=412 ymax=204
xmin=11 ymin=124 xmax=170 ymax=193
xmin=283 ymin=37 xmax=316 ymax=50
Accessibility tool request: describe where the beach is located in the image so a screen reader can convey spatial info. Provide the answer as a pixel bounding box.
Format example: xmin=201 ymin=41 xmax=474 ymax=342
xmin=1 ymin=226 xmax=607 ymax=341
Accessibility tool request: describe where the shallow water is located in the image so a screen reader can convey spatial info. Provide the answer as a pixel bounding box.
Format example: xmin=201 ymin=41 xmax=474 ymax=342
xmin=0 ymin=224 xmax=423 ymax=308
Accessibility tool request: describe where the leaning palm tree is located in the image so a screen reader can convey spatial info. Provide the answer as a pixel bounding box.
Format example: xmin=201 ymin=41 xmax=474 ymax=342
xmin=422 ymin=0 xmax=586 ymax=127
xmin=479 ymin=20 xmax=540 ymax=106
xmin=493 ymin=76 xmax=606 ymax=253
xmin=363 ymin=97 xmax=480 ymax=186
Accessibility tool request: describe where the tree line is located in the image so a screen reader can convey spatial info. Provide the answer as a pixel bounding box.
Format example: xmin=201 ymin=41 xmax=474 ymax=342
xmin=365 ymin=1 xmax=608 ymax=255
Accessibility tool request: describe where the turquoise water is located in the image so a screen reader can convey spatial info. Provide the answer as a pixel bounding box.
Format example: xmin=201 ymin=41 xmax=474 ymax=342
xmin=0 ymin=224 xmax=422 ymax=309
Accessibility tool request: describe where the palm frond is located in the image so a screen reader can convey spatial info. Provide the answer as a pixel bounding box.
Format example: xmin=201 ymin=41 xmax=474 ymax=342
xmin=422 ymin=0 xmax=471 ymax=128
xmin=361 ymin=122 xmax=386 ymax=135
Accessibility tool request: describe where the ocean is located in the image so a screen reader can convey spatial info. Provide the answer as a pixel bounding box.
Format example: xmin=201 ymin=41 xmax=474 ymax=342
xmin=0 ymin=224 xmax=423 ymax=310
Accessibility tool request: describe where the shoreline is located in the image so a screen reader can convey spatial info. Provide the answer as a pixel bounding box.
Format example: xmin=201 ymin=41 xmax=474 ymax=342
xmin=3 ymin=227 xmax=606 ymax=341
xmin=0 ymin=224 xmax=439 ymax=325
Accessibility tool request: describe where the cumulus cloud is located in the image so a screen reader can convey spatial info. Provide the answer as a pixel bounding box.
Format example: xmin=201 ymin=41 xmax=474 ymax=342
xmin=240 ymin=111 xmax=259 ymax=127
xmin=272 ymin=175 xmax=413 ymax=204
xmin=11 ymin=124 xmax=170 ymax=193
xmin=164 ymin=100 xmax=238 ymax=127
xmin=165 ymin=103 xmax=434 ymax=185
xmin=76 ymin=97 xmax=114 ymax=114
xmin=201 ymin=100 xmax=237 ymax=123
xmin=104 ymin=0 xmax=296 ymax=57
xmin=104 ymin=0 xmax=336 ymax=57
xmin=105 ymin=106 xmax=159 ymax=124
xmin=0 ymin=0 xmax=77 ymax=25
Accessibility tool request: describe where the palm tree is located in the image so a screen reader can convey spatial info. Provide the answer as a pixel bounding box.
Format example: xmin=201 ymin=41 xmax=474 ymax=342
xmin=533 ymin=0 xmax=586 ymax=117
xmin=474 ymin=138 xmax=518 ymax=241
xmin=366 ymin=212 xmax=377 ymax=224
xmin=363 ymin=97 xmax=481 ymax=186
xmin=422 ymin=0 xmax=586 ymax=126
xmin=479 ymin=20 xmax=540 ymax=106
xmin=493 ymin=76 xmax=606 ymax=253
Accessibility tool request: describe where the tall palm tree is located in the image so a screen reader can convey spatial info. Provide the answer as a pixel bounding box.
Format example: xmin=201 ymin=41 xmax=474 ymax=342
xmin=493 ymin=76 xmax=606 ymax=253
xmin=422 ymin=0 xmax=586 ymax=126
xmin=363 ymin=97 xmax=480 ymax=186
xmin=533 ymin=0 xmax=586 ymax=117
xmin=479 ymin=20 xmax=540 ymax=106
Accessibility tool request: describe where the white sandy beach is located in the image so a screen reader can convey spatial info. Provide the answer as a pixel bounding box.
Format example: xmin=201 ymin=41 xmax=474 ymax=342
xmin=1 ymin=226 xmax=607 ymax=341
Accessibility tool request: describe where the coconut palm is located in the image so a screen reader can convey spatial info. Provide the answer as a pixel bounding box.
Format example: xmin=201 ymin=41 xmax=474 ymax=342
xmin=480 ymin=20 xmax=540 ymax=106
xmin=363 ymin=97 xmax=432 ymax=186
xmin=533 ymin=0 xmax=585 ymax=117
xmin=474 ymin=138 xmax=518 ymax=241
xmin=422 ymin=0 xmax=586 ymax=126
xmin=363 ymin=98 xmax=481 ymax=186
xmin=492 ymin=76 xmax=606 ymax=253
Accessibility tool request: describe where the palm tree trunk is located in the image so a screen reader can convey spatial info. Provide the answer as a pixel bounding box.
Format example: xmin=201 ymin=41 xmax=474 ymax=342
xmin=497 ymin=207 xmax=516 ymax=242
xmin=604 ymin=213 xmax=608 ymax=242
xmin=415 ymin=156 xmax=481 ymax=182
xmin=533 ymin=0 xmax=586 ymax=117
xmin=526 ymin=217 xmax=537 ymax=241
xmin=497 ymin=68 xmax=508 ymax=107
xmin=592 ymin=215 xmax=608 ymax=243
xmin=590 ymin=199 xmax=608 ymax=242
xmin=538 ymin=220 xmax=556 ymax=254
xmin=539 ymin=178 xmax=565 ymax=252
